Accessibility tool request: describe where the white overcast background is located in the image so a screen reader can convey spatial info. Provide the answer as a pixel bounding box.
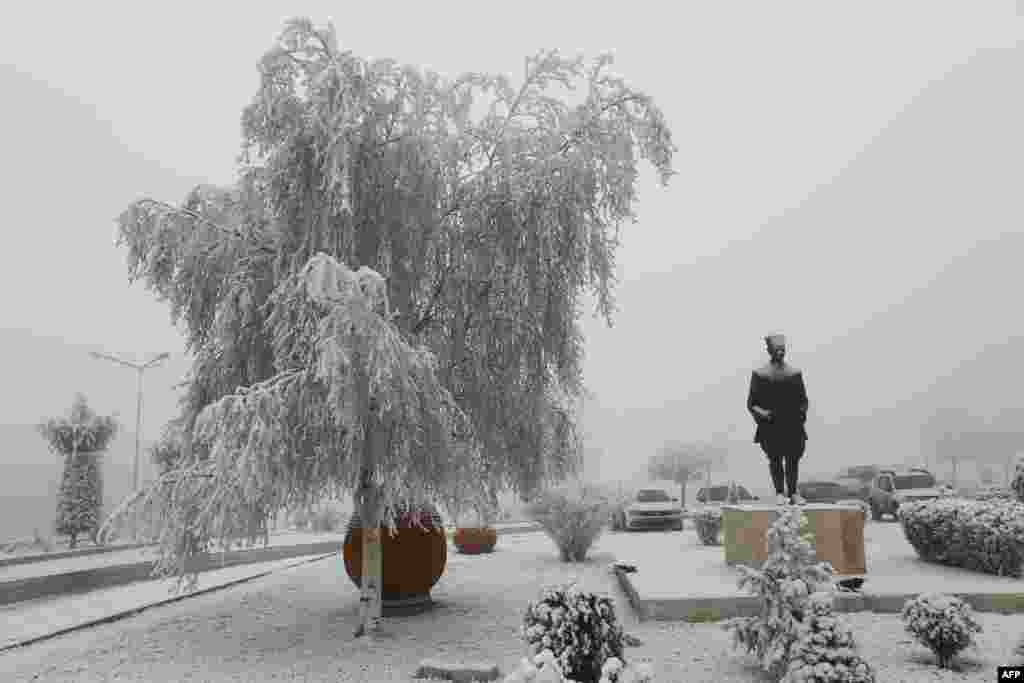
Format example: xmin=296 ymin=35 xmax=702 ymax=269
xmin=0 ymin=2 xmax=1021 ymax=496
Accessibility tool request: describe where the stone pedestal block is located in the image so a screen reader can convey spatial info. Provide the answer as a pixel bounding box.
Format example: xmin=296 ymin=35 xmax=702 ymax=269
xmin=721 ymin=504 xmax=866 ymax=575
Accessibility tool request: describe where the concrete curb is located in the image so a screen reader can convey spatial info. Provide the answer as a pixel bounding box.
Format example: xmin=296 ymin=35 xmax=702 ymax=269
xmin=0 ymin=525 xmax=541 ymax=608
xmin=0 ymin=552 xmax=337 ymax=654
xmin=613 ymin=567 xmax=1024 ymax=622
xmin=0 ymin=529 xmax=337 ymax=569
xmin=0 ymin=542 xmax=154 ymax=569
xmin=0 ymin=541 xmax=346 ymax=607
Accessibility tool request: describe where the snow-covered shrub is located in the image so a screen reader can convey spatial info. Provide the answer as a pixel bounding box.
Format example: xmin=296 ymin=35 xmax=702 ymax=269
xmin=520 ymin=582 xmax=626 ymax=683
xmin=693 ymin=508 xmax=723 ymax=546
xmin=781 ymin=592 xmax=875 ymax=682
xmin=1013 ymin=466 xmax=1024 ymax=503
xmin=502 ymin=649 xmax=654 ymax=683
xmin=901 ymin=593 xmax=982 ymax=669
xmin=899 ymin=498 xmax=1024 ymax=577
xmin=973 ymin=488 xmax=1014 ymax=502
xmin=724 ymin=508 xmax=834 ymax=680
xmin=525 ymin=483 xmax=611 ymax=562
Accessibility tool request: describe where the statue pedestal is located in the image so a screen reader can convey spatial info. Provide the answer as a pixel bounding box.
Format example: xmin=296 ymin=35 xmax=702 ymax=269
xmin=721 ymin=504 xmax=866 ymax=575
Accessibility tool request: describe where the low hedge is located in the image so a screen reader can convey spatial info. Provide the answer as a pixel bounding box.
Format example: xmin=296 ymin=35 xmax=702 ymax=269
xmin=899 ymin=498 xmax=1024 ymax=578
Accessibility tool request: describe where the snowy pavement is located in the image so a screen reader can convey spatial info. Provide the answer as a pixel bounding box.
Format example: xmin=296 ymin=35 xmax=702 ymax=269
xmin=0 ymin=529 xmax=1019 ymax=682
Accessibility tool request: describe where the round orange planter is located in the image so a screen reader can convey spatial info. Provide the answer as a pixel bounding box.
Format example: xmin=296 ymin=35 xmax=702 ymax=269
xmin=343 ymin=503 xmax=446 ymax=608
xmin=453 ymin=527 xmax=497 ymax=554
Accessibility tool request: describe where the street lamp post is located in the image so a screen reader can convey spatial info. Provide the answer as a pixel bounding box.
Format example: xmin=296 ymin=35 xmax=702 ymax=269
xmin=89 ymin=351 xmax=170 ymax=492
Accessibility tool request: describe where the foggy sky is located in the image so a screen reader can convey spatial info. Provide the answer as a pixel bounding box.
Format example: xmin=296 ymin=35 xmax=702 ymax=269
xmin=1 ymin=2 xmax=1020 ymax=495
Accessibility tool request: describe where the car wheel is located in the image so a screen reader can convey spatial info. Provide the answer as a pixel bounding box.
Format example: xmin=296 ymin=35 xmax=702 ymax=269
xmin=870 ymin=502 xmax=882 ymax=521
xmin=673 ymin=520 xmax=683 ymax=531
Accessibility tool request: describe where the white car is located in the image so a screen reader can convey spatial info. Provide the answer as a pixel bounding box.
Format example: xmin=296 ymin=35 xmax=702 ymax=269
xmin=613 ymin=487 xmax=684 ymax=531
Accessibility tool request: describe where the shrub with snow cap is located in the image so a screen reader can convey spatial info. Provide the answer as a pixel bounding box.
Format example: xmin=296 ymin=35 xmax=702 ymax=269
xmin=520 ymin=582 xmax=626 ymax=683
xmin=724 ymin=507 xmax=835 ymax=680
xmin=899 ymin=497 xmax=1024 ymax=577
xmin=501 ymin=650 xmax=655 ymax=683
xmin=525 ymin=483 xmax=611 ymax=562
xmin=901 ymin=593 xmax=982 ymax=669
xmin=781 ymin=592 xmax=875 ymax=682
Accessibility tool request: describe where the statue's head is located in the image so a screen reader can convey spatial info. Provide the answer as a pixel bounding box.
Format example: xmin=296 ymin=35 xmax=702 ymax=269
xmin=764 ymin=334 xmax=786 ymax=363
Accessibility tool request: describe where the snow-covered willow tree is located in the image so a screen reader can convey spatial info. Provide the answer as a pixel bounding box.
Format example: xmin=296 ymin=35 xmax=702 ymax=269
xmin=111 ymin=17 xmax=674 ymax=635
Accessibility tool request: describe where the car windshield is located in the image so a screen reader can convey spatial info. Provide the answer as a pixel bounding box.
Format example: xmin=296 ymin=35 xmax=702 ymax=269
xmin=636 ymin=489 xmax=671 ymax=502
xmin=895 ymin=474 xmax=935 ymax=490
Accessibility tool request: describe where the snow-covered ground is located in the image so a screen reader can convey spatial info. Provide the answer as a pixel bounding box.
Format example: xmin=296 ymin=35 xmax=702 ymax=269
xmin=0 ymin=531 xmax=1020 ymax=682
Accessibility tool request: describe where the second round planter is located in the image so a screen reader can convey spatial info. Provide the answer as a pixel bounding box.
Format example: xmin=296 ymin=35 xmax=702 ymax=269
xmin=453 ymin=526 xmax=498 ymax=554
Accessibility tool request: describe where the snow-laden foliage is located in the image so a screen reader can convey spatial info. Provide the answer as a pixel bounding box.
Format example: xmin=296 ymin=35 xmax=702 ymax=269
xmin=38 ymin=394 xmax=119 ymax=548
xmin=1013 ymin=465 xmax=1024 ymax=503
xmin=520 ymin=582 xmax=626 ymax=682
xmin=525 ymin=481 xmax=611 ymax=562
xmin=781 ymin=593 xmax=875 ymax=683
xmin=37 ymin=393 xmax=118 ymax=458
xmin=901 ymin=593 xmax=982 ymax=669
xmin=110 ymin=17 xmax=675 ymax=589
xmin=899 ymin=497 xmax=1024 ymax=577
xmin=694 ymin=508 xmax=723 ymax=546
xmin=502 ymin=649 xmax=654 ymax=683
xmin=725 ymin=508 xmax=835 ymax=680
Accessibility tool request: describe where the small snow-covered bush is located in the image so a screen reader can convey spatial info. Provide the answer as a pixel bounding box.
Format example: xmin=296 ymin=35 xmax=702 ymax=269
xmin=724 ymin=508 xmax=834 ymax=680
xmin=1013 ymin=466 xmax=1024 ymax=503
xmin=502 ymin=649 xmax=654 ymax=683
xmin=520 ymin=582 xmax=626 ymax=683
xmin=973 ymin=488 xmax=1014 ymax=502
xmin=693 ymin=508 xmax=723 ymax=546
xmin=901 ymin=593 xmax=982 ymax=669
xmin=525 ymin=483 xmax=611 ymax=562
xmin=781 ymin=592 xmax=875 ymax=682
xmin=899 ymin=498 xmax=1024 ymax=577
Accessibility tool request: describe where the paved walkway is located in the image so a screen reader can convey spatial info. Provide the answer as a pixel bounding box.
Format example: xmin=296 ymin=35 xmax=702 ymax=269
xmin=0 ymin=553 xmax=335 ymax=651
xmin=0 ymin=523 xmax=537 ymax=583
xmin=10 ymin=518 xmax=1015 ymax=656
xmin=0 ymin=528 xmax=542 ymax=654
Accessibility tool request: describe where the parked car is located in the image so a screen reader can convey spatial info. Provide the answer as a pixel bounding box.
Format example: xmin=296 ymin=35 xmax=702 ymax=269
xmin=797 ymin=480 xmax=861 ymax=504
xmin=613 ymin=487 xmax=684 ymax=531
xmin=694 ymin=484 xmax=757 ymax=507
xmin=834 ymin=476 xmax=871 ymax=500
xmin=867 ymin=468 xmax=946 ymax=521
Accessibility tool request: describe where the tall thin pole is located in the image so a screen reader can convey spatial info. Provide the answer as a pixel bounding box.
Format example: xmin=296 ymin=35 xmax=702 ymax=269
xmin=88 ymin=350 xmax=169 ymax=493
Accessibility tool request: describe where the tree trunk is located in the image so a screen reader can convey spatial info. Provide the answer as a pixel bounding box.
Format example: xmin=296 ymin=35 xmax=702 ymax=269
xmin=354 ymin=412 xmax=386 ymax=638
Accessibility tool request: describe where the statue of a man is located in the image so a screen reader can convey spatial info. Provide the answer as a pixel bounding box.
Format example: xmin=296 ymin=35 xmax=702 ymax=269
xmin=747 ymin=334 xmax=809 ymax=506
